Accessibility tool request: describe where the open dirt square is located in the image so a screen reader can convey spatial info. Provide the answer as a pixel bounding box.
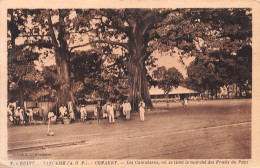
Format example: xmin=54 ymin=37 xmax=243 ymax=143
xmin=8 ymin=99 xmax=251 ymax=159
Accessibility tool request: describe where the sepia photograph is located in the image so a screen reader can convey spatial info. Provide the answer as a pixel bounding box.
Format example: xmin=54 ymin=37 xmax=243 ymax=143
xmin=6 ymin=7 xmax=252 ymax=159
xmin=0 ymin=0 xmax=259 ymax=167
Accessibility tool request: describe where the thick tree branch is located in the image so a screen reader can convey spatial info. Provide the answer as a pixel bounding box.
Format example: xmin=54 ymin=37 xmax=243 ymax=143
xmin=12 ymin=42 xmax=53 ymax=51
xmin=47 ymin=10 xmax=59 ymax=48
xmin=16 ymin=64 xmax=29 ymax=85
xmin=69 ymin=39 xmax=128 ymax=52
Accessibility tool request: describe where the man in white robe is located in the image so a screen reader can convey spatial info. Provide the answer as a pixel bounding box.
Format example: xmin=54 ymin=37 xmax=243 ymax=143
xmin=123 ymin=100 xmax=131 ymax=120
xmin=107 ymin=102 xmax=114 ymax=124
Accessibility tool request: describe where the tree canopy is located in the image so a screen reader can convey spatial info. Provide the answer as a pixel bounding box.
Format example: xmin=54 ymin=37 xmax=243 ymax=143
xmin=7 ymin=8 xmax=252 ymax=109
xmin=153 ymin=66 xmax=184 ymax=95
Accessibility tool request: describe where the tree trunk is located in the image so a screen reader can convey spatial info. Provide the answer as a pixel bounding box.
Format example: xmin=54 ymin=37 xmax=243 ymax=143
xmin=140 ymin=66 xmax=153 ymax=109
xmin=227 ymin=86 xmax=229 ymax=98
xmin=126 ymin=21 xmax=154 ymax=110
xmin=239 ymin=83 xmax=242 ymax=98
xmin=211 ymin=87 xmax=214 ymax=99
xmin=235 ymin=84 xmax=238 ymax=97
xmin=18 ymin=84 xmax=24 ymax=107
xmin=207 ymin=87 xmax=210 ymax=99
xmin=215 ymin=86 xmax=218 ymax=99
xmin=9 ymin=9 xmax=17 ymax=49
xmin=55 ymin=48 xmax=73 ymax=107
xmin=127 ymin=63 xmax=153 ymax=111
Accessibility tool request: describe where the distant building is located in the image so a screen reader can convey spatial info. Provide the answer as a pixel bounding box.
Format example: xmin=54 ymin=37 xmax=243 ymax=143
xmin=149 ymin=86 xmax=199 ymax=101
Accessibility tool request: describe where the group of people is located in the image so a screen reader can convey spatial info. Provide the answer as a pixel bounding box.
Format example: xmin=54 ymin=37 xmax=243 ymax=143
xmin=48 ymin=104 xmax=76 ymax=124
xmin=79 ymin=99 xmax=146 ymax=124
xmin=7 ymin=105 xmax=34 ymax=126
xmin=8 ymin=99 xmax=147 ymax=126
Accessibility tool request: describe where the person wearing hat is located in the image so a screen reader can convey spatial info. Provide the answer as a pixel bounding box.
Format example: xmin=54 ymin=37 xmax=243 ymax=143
xmin=107 ymin=101 xmax=115 ymax=124
xmin=80 ymin=105 xmax=87 ymax=122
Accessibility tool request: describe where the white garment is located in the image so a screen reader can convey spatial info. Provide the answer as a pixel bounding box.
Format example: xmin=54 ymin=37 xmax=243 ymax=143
xmin=139 ymin=102 xmax=145 ymax=121
xmin=9 ymin=115 xmax=14 ymax=122
xmin=59 ymin=106 xmax=67 ymax=117
xmin=8 ymin=107 xmax=14 ymax=122
xmin=14 ymin=109 xmax=19 ymax=117
xmin=19 ymin=109 xmax=24 ymax=121
xmin=123 ymin=102 xmax=131 ymax=119
xmin=48 ymin=112 xmax=57 ymax=122
xmin=68 ymin=101 xmax=75 ymax=119
xmin=94 ymin=105 xmax=98 ymax=117
xmin=7 ymin=107 xmax=13 ymax=116
xmin=28 ymin=109 xmax=33 ymax=117
xmin=80 ymin=107 xmax=87 ymax=119
xmin=48 ymin=112 xmax=55 ymax=118
xmin=102 ymin=104 xmax=108 ymax=118
xmin=70 ymin=111 xmax=75 ymax=120
xmin=107 ymin=105 xmax=114 ymax=123
xmin=123 ymin=102 xmax=131 ymax=115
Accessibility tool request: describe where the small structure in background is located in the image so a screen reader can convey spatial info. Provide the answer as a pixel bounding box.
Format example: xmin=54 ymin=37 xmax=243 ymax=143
xmin=149 ymin=86 xmax=199 ymax=102
xmin=24 ymin=100 xmax=56 ymax=120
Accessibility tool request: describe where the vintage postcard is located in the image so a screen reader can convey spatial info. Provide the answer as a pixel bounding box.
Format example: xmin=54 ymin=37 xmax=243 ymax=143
xmin=0 ymin=0 xmax=259 ymax=167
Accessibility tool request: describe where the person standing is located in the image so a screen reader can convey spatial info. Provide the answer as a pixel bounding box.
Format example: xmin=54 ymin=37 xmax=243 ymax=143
xmin=113 ymin=101 xmax=120 ymax=118
xmin=102 ymin=103 xmax=108 ymax=119
xmin=123 ymin=100 xmax=131 ymax=120
xmin=28 ymin=108 xmax=33 ymax=123
xmin=107 ymin=102 xmax=115 ymax=124
xmin=59 ymin=104 xmax=67 ymax=118
xmin=14 ymin=107 xmax=20 ymax=125
xmin=183 ymin=98 xmax=188 ymax=108
xmin=19 ymin=107 xmax=25 ymax=125
xmin=139 ymin=100 xmax=146 ymax=122
xmin=48 ymin=111 xmax=57 ymax=123
xmin=122 ymin=101 xmax=126 ymax=117
xmin=25 ymin=109 xmax=30 ymax=124
xmin=94 ymin=101 xmax=101 ymax=120
xmin=7 ymin=105 xmax=14 ymax=126
xmin=68 ymin=101 xmax=75 ymax=122
xmin=80 ymin=105 xmax=87 ymax=122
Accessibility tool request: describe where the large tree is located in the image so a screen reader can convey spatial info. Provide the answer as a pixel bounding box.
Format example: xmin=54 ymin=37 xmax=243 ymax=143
xmin=71 ymin=9 xmax=173 ymax=109
xmin=8 ymin=9 xmax=43 ymax=106
xmin=8 ymin=8 xmax=251 ymax=110
xmin=75 ymin=8 xmax=251 ymax=109
xmin=8 ymin=9 xmax=94 ymax=107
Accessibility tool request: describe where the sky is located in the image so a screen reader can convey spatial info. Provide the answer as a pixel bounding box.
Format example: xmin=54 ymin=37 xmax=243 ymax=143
xmin=16 ymin=36 xmax=194 ymax=78
xmin=150 ymin=50 xmax=195 ymax=78
xmin=13 ymin=12 xmax=194 ymax=78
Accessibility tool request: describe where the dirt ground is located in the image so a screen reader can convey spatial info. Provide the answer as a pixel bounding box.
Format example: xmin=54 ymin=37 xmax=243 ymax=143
xmin=8 ymin=99 xmax=251 ymax=159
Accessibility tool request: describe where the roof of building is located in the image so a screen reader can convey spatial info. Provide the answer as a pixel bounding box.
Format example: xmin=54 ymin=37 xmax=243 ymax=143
xmin=149 ymin=86 xmax=198 ymax=95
